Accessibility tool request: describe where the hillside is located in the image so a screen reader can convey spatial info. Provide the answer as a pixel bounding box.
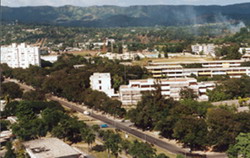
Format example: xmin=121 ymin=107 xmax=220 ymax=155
xmin=2 ymin=3 xmax=250 ymax=27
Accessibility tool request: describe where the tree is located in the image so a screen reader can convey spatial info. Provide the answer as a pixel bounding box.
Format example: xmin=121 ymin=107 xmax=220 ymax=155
xmin=101 ymin=130 xmax=122 ymax=158
xmin=3 ymin=101 xmax=19 ymax=116
xmin=1 ymin=82 xmax=23 ymax=99
xmin=180 ymin=87 xmax=198 ymax=100
xmin=41 ymin=108 xmax=66 ymax=131
xmin=82 ymin=129 xmax=96 ymax=151
xmin=128 ymin=87 xmax=171 ymax=130
xmin=0 ymin=120 xmax=10 ymax=131
xmin=128 ymin=140 xmax=156 ymax=158
xmin=121 ymin=140 xmax=130 ymax=155
xmin=227 ymin=133 xmax=250 ymax=158
xmin=173 ymin=116 xmax=208 ymax=150
xmin=4 ymin=141 xmax=16 ymax=158
xmin=207 ymin=108 xmax=238 ymax=151
xmin=12 ymin=118 xmax=48 ymax=141
xmin=156 ymin=153 xmax=169 ymax=158
xmin=22 ymin=90 xmax=45 ymax=101
xmin=52 ymin=118 xmax=86 ymax=143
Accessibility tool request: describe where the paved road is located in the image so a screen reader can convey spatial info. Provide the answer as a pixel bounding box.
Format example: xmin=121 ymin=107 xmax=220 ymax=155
xmin=6 ymin=78 xmax=227 ymax=158
xmin=50 ymin=96 xmax=227 ymax=158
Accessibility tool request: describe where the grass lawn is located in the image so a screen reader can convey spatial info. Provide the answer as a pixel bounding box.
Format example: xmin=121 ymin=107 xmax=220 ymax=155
xmin=133 ymin=56 xmax=213 ymax=66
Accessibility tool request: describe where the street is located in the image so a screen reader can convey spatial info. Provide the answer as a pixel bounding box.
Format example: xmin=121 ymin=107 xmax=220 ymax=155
xmin=6 ymin=78 xmax=227 ymax=158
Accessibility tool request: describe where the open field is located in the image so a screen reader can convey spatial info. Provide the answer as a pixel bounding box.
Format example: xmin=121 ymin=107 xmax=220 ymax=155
xmin=133 ymin=56 xmax=213 ymax=66
xmin=65 ymin=50 xmax=99 ymax=56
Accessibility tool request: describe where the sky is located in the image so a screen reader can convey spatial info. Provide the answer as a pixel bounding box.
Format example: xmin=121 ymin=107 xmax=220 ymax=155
xmin=2 ymin=0 xmax=250 ymax=7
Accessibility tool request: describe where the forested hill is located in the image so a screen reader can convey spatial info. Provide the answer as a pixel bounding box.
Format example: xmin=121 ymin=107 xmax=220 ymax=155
xmin=2 ymin=3 xmax=250 ymax=27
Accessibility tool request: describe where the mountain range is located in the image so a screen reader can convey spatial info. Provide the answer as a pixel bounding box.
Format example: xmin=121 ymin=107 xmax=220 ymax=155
xmin=2 ymin=3 xmax=250 ymax=27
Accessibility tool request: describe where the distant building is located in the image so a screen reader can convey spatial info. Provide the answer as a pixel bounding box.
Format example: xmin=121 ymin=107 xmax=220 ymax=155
xmin=0 ymin=43 xmax=40 ymax=68
xmin=0 ymin=100 xmax=6 ymax=111
xmin=90 ymin=73 xmax=117 ymax=97
xmin=119 ymin=78 xmax=215 ymax=105
xmin=239 ymin=47 xmax=250 ymax=54
xmin=99 ymin=52 xmax=138 ymax=60
xmin=23 ymin=138 xmax=82 ymax=158
xmin=0 ymin=130 xmax=13 ymax=144
xmin=191 ymin=44 xmax=217 ymax=57
xmin=242 ymin=53 xmax=250 ymax=61
xmin=146 ymin=60 xmax=250 ymax=78
xmin=40 ymin=55 xmax=58 ymax=63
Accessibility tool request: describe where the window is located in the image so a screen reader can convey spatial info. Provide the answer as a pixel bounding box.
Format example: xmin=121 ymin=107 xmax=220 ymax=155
xmin=99 ymin=86 xmax=102 ymax=90
xmin=99 ymin=80 xmax=102 ymax=84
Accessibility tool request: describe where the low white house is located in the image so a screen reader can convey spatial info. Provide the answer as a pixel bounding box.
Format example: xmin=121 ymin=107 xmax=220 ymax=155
xmin=90 ymin=73 xmax=118 ymax=97
xmin=239 ymin=47 xmax=250 ymax=54
xmin=40 ymin=55 xmax=58 ymax=63
xmin=23 ymin=138 xmax=82 ymax=158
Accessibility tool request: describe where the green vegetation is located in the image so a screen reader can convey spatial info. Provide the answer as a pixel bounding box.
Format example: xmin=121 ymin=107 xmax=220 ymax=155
xmin=181 ymin=63 xmax=202 ymax=68
xmin=1 ymin=82 xmax=23 ymax=99
xmin=128 ymin=88 xmax=250 ymax=151
xmin=195 ymin=75 xmax=230 ymax=82
xmin=215 ymin=45 xmax=242 ymax=60
xmin=1 ymin=51 xmax=250 ymax=155
xmin=1 ymin=54 xmax=148 ymax=117
xmin=0 ymin=120 xmax=10 ymax=131
xmin=241 ymin=61 xmax=250 ymax=66
xmin=2 ymin=23 xmax=250 ymax=53
xmin=2 ymin=4 xmax=250 ymax=27
xmin=227 ymin=133 xmax=250 ymax=158
xmin=4 ymin=141 xmax=16 ymax=158
xmin=208 ymin=76 xmax=250 ymax=102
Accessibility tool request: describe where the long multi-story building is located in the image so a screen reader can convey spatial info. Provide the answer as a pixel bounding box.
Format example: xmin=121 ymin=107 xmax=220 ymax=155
xmin=148 ymin=60 xmax=245 ymax=68
xmin=146 ymin=60 xmax=250 ymax=78
xmin=147 ymin=66 xmax=250 ymax=78
xmin=119 ymin=78 xmax=215 ymax=105
xmin=0 ymin=43 xmax=40 ymax=68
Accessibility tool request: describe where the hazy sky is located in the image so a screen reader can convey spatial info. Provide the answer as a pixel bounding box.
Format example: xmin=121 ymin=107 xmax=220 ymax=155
xmin=2 ymin=0 xmax=250 ymax=7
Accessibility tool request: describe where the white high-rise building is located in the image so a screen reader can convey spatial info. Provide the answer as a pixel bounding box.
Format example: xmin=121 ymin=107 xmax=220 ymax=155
xmin=90 ymin=73 xmax=117 ymax=97
xmin=0 ymin=43 xmax=41 ymax=68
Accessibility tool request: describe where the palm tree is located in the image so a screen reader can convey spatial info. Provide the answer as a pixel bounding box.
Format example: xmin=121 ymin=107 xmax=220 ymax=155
xmin=85 ymin=131 xmax=95 ymax=151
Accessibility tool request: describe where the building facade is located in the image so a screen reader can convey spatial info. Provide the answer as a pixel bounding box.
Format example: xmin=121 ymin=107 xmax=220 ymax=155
xmin=119 ymin=78 xmax=215 ymax=105
xmin=148 ymin=60 xmax=245 ymax=68
xmin=146 ymin=66 xmax=250 ymax=78
xmin=146 ymin=60 xmax=250 ymax=78
xmin=191 ymin=44 xmax=217 ymax=56
xmin=90 ymin=73 xmax=117 ymax=97
xmin=23 ymin=138 xmax=82 ymax=158
xmin=0 ymin=43 xmax=40 ymax=68
xmin=239 ymin=47 xmax=250 ymax=54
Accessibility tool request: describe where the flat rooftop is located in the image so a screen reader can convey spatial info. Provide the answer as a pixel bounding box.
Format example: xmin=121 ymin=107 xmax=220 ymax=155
xmin=23 ymin=138 xmax=81 ymax=158
xmin=148 ymin=59 xmax=245 ymax=66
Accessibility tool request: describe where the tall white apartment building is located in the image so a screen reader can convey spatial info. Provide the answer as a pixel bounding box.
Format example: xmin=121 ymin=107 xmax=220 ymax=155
xmin=90 ymin=73 xmax=117 ymax=98
xmin=0 ymin=43 xmax=40 ymax=68
xmin=119 ymin=78 xmax=215 ymax=105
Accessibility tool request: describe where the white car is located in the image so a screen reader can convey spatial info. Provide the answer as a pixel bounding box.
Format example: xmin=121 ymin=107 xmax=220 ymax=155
xmin=83 ymin=111 xmax=90 ymax=115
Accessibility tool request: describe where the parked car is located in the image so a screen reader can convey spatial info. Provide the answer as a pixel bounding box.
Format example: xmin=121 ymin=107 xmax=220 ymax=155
xmin=100 ymin=124 xmax=108 ymax=128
